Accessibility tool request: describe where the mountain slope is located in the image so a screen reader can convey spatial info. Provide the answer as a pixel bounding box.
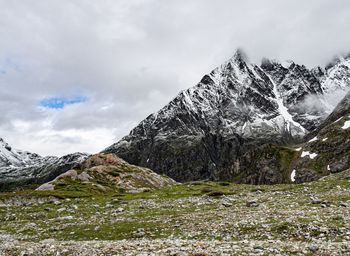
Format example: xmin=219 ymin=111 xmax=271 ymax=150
xmin=292 ymin=91 xmax=350 ymax=182
xmin=104 ymin=50 xmax=350 ymax=182
xmin=0 ymin=138 xmax=89 ymax=191
xmin=236 ymin=90 xmax=350 ymax=185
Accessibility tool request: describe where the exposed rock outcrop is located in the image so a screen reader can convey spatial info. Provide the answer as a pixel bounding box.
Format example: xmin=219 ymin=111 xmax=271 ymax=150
xmin=37 ymin=153 xmax=176 ymax=193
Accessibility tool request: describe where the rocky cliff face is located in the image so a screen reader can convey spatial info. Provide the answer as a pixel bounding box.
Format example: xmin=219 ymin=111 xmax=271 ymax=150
xmin=104 ymin=50 xmax=350 ymax=182
xmin=0 ymin=138 xmax=89 ymax=191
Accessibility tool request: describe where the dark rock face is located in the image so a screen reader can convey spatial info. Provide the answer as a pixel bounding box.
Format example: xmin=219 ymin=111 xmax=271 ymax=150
xmin=234 ymin=144 xmax=298 ymax=185
xmin=105 ymin=51 xmax=350 ymax=183
xmin=294 ymin=168 xmax=321 ymax=183
xmin=109 ymin=133 xmax=244 ymax=182
xmin=0 ymin=139 xmax=89 ymax=191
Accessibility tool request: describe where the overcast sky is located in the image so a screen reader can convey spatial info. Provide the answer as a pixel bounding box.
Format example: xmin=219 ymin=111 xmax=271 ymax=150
xmin=1 ymin=0 xmax=350 ymax=156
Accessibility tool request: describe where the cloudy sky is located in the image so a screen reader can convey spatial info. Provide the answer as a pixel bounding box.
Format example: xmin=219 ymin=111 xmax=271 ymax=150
xmin=1 ymin=0 xmax=350 ymax=156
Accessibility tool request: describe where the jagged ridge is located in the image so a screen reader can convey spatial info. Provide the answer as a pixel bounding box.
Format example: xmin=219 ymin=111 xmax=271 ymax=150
xmin=104 ymin=50 xmax=350 ymax=182
xmin=0 ymin=138 xmax=89 ymax=191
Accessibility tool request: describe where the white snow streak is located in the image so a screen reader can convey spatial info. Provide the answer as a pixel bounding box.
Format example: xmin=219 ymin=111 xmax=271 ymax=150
xmin=291 ymin=169 xmax=296 ymax=182
xmin=334 ymin=117 xmax=343 ymax=124
xmin=267 ymin=74 xmax=306 ymax=132
xmin=308 ymin=137 xmax=318 ymax=143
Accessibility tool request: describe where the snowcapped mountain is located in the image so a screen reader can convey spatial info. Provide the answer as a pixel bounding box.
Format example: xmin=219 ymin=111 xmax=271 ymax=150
xmin=0 ymin=138 xmax=89 ymax=191
xmin=322 ymin=54 xmax=350 ymax=94
xmin=104 ymin=50 xmax=350 ymax=182
xmin=0 ymin=138 xmax=41 ymax=168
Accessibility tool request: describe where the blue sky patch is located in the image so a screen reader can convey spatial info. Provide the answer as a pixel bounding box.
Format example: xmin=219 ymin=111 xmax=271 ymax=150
xmin=39 ymin=96 xmax=88 ymax=109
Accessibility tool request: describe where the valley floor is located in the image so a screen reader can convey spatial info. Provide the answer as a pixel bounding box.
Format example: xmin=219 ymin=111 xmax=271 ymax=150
xmin=1 ymin=176 xmax=350 ymax=255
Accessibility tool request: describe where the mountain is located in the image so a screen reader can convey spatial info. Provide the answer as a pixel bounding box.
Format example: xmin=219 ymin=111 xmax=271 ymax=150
xmin=0 ymin=138 xmax=89 ymax=191
xmin=104 ymin=50 xmax=350 ymax=182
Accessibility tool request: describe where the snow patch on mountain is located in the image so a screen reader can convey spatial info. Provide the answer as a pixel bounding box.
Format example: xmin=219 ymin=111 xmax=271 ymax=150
xmin=342 ymin=120 xmax=350 ymax=129
xmin=291 ymin=169 xmax=296 ymax=182
xmin=301 ymin=151 xmax=318 ymax=159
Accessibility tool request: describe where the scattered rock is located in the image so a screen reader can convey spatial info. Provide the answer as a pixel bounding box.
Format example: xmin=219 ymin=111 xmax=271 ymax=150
xmin=112 ymin=207 xmax=124 ymax=214
xmin=309 ymin=244 xmax=319 ymax=253
xmin=246 ymin=200 xmax=259 ymax=207
xmin=57 ymin=216 xmax=74 ymax=221
xmin=311 ymin=198 xmax=323 ymax=204
xmin=57 ymin=208 xmax=66 ymax=213
xmin=340 ymin=202 xmax=348 ymax=207
xmin=133 ymin=228 xmax=145 ymax=238
xmin=221 ymin=197 xmax=234 ymax=207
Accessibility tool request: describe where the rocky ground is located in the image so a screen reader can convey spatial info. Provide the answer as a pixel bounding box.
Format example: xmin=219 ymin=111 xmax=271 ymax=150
xmin=1 ymin=174 xmax=350 ymax=255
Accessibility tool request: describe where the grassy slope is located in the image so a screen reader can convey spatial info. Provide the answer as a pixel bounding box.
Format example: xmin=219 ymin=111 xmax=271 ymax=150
xmin=1 ymin=177 xmax=350 ymax=244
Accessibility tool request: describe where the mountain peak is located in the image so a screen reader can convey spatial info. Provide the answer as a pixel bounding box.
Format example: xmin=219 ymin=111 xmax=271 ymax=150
xmin=260 ymin=58 xmax=275 ymax=70
xmin=229 ymin=48 xmax=248 ymax=64
xmin=260 ymin=58 xmax=294 ymax=70
xmin=324 ymin=54 xmax=350 ymax=70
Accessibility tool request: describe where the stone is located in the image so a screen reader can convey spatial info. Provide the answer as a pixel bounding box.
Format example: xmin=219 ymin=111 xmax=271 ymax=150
xmin=309 ymin=244 xmax=319 ymax=253
xmin=221 ymin=200 xmax=233 ymax=207
xmin=57 ymin=208 xmax=66 ymax=213
xmin=340 ymin=202 xmax=348 ymax=207
xmin=77 ymin=172 xmax=91 ymax=181
xmin=133 ymin=228 xmax=145 ymax=238
xmin=36 ymin=183 xmax=55 ymax=191
xmin=311 ymin=198 xmax=323 ymax=204
xmin=246 ymin=200 xmax=259 ymax=207
xmin=57 ymin=216 xmax=74 ymax=221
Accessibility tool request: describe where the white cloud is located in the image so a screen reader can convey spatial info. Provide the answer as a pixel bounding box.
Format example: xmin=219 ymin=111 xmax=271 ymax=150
xmin=0 ymin=0 xmax=350 ymax=155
